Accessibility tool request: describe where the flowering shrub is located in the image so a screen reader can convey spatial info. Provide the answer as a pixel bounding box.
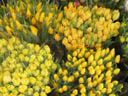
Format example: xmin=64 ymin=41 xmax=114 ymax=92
xmin=0 ymin=37 xmax=57 ymax=96
xmin=53 ymin=47 xmax=122 ymax=96
xmin=48 ymin=2 xmax=120 ymax=50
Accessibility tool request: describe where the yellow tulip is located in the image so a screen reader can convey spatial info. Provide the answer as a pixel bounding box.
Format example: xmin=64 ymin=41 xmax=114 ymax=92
xmin=26 ymin=8 xmax=31 ymax=18
xmin=113 ymin=68 xmax=120 ymax=75
xmin=36 ymin=2 xmax=42 ymax=12
xmin=40 ymin=12 xmax=45 ymax=22
xmin=112 ymin=10 xmax=120 ymax=21
xmin=48 ymin=27 xmax=53 ymax=34
xmin=0 ymin=19 xmax=2 ymax=26
xmin=32 ymin=17 xmax=36 ymax=25
xmin=5 ymin=26 xmax=12 ymax=35
xmin=16 ymin=20 xmax=22 ymax=30
xmin=88 ymin=55 xmax=94 ymax=63
xmin=30 ymin=25 xmax=38 ymax=36
xmin=115 ymin=55 xmax=120 ymax=63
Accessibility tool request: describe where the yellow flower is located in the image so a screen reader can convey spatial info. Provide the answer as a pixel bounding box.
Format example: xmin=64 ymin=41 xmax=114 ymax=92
xmin=58 ymin=88 xmax=63 ymax=93
xmin=21 ymin=77 xmax=29 ymax=85
xmin=97 ymin=59 xmax=103 ymax=65
xmin=22 ymin=49 xmax=28 ymax=55
xmin=113 ymin=80 xmax=118 ymax=85
xmin=40 ymin=12 xmax=45 ymax=22
xmin=0 ymin=19 xmax=2 ymax=26
xmin=63 ymin=75 xmax=68 ymax=81
xmin=40 ymin=91 xmax=47 ymax=96
xmin=32 ymin=17 xmax=36 ymax=25
xmin=106 ymin=70 xmax=112 ymax=77
xmin=18 ymin=54 xmax=24 ymax=61
xmin=79 ymin=77 xmax=84 ymax=84
xmin=115 ymin=55 xmax=120 ymax=63
xmin=101 ymin=88 xmax=106 ymax=93
xmin=72 ymin=89 xmax=78 ymax=95
xmin=26 ymin=8 xmax=31 ymax=18
xmin=35 ymin=11 xmax=41 ymax=21
xmin=106 ymin=62 xmax=112 ymax=68
xmin=88 ymin=55 xmax=94 ymax=63
xmin=19 ymin=85 xmax=27 ymax=93
xmin=33 ymin=92 xmax=39 ymax=96
xmin=36 ymin=2 xmax=42 ymax=11
xmin=27 ymin=88 xmax=33 ymax=95
xmin=88 ymin=82 xmax=93 ymax=88
xmin=80 ymin=87 xmax=86 ymax=93
xmin=54 ymin=34 xmax=61 ymax=41
xmin=30 ymin=25 xmax=38 ymax=36
xmin=15 ymin=20 xmax=22 ymax=30
xmin=54 ymin=74 xmax=59 ymax=81
xmin=109 ymin=94 xmax=116 ymax=96
xmin=112 ymin=10 xmax=120 ymax=21
xmin=73 ymin=71 xmax=79 ymax=77
xmin=48 ymin=27 xmax=53 ymax=34
xmin=113 ymin=68 xmax=120 ymax=75
xmin=107 ymin=88 xmax=112 ymax=94
xmin=62 ymin=85 xmax=68 ymax=92
xmin=95 ymin=50 xmax=101 ymax=61
xmin=29 ymin=77 xmax=36 ymax=85
xmin=5 ymin=26 xmax=12 ymax=35
xmin=11 ymin=12 xmax=16 ymax=21
xmin=68 ymin=76 xmax=74 ymax=83
xmin=48 ymin=12 xmax=53 ymax=19
xmin=12 ymin=77 xmax=21 ymax=86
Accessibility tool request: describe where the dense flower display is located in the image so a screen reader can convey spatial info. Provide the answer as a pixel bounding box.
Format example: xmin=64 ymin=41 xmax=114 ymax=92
xmin=0 ymin=0 xmax=127 ymax=95
xmin=53 ymin=47 xmax=122 ymax=96
xmin=0 ymin=37 xmax=57 ymax=96
xmin=48 ymin=2 xmax=120 ymax=50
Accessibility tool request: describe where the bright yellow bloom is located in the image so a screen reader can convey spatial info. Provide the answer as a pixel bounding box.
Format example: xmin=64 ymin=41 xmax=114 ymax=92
xmin=113 ymin=68 xmax=120 ymax=75
xmin=3 ymin=75 xmax=11 ymax=83
xmin=32 ymin=17 xmax=36 ymax=25
xmin=19 ymin=54 xmax=24 ymax=61
xmin=80 ymin=87 xmax=86 ymax=93
xmin=16 ymin=20 xmax=22 ymax=30
xmin=40 ymin=12 xmax=45 ymax=22
xmin=88 ymin=55 xmax=94 ymax=63
xmin=62 ymin=85 xmax=68 ymax=92
xmin=30 ymin=25 xmax=38 ymax=36
xmin=112 ymin=10 xmax=120 ymax=21
xmin=79 ymin=77 xmax=84 ymax=84
xmin=106 ymin=62 xmax=112 ymax=68
xmin=97 ymin=59 xmax=103 ymax=65
xmin=40 ymin=91 xmax=47 ymax=96
xmin=29 ymin=77 xmax=36 ymax=85
xmin=54 ymin=74 xmax=59 ymax=81
xmin=0 ymin=19 xmax=2 ymax=26
xmin=18 ymin=85 xmax=27 ymax=93
xmin=58 ymin=88 xmax=63 ymax=93
xmin=45 ymin=86 xmax=51 ymax=93
xmin=26 ymin=8 xmax=31 ymax=18
xmin=5 ymin=26 xmax=12 ymax=35
xmin=72 ymin=89 xmax=78 ymax=95
xmin=36 ymin=2 xmax=42 ymax=12
xmin=115 ymin=55 xmax=120 ymax=63
xmin=109 ymin=94 xmax=116 ymax=96
xmin=48 ymin=26 xmax=53 ymax=34
xmin=33 ymin=92 xmax=39 ymax=96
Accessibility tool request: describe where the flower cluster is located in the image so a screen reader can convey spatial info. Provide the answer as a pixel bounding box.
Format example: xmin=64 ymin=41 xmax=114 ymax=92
xmin=0 ymin=37 xmax=57 ymax=96
xmin=48 ymin=2 xmax=120 ymax=50
xmin=0 ymin=0 xmax=59 ymax=43
xmin=53 ymin=47 xmax=122 ymax=96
